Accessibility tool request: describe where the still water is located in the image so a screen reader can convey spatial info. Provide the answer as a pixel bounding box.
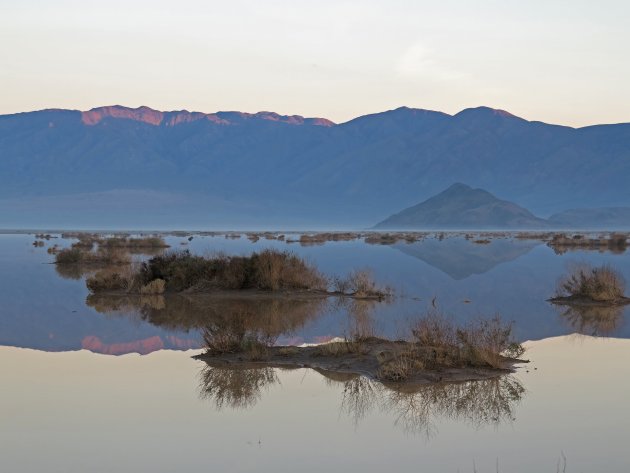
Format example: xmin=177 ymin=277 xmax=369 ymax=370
xmin=1 ymin=232 xmax=629 ymax=471
xmin=1 ymin=337 xmax=629 ymax=472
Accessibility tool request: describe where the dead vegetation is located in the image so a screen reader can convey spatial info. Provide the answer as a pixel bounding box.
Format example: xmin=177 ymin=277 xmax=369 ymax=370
xmin=84 ymin=248 xmax=392 ymax=300
xmin=551 ymin=264 xmax=628 ymax=305
xmin=298 ymin=232 xmax=360 ymax=246
xmin=331 ymin=269 xmax=393 ymax=299
xmin=196 ymin=312 xmax=525 ymax=385
xmin=54 ymin=235 xmax=169 ymax=265
xmin=55 ymin=246 xmax=131 ymax=266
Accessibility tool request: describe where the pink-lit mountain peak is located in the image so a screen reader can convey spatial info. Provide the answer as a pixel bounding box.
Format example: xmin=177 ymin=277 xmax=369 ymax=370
xmin=80 ymin=105 xmax=335 ymax=127
xmin=454 ymin=106 xmax=525 ymax=121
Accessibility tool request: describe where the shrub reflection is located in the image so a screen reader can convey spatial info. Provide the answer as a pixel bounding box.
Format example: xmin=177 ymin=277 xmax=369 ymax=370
xmin=197 ymin=362 xmax=525 ymax=437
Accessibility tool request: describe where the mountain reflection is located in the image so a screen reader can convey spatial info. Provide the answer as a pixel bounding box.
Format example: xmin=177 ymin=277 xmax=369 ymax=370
xmin=197 ymin=363 xmax=525 ymax=437
xmin=393 ymin=238 xmax=538 ymax=280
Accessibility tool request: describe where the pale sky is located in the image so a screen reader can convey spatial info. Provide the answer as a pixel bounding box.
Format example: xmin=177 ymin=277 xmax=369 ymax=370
xmin=1 ymin=0 xmax=629 ymax=126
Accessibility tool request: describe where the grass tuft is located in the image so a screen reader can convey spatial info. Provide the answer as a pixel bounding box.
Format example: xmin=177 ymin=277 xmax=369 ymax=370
xmin=557 ymin=264 xmax=625 ymax=302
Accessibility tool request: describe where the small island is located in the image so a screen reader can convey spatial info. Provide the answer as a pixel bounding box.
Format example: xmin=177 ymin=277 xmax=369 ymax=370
xmin=69 ymin=246 xmax=391 ymax=300
xmin=195 ymin=313 xmax=526 ymax=386
xmin=549 ymin=264 xmax=630 ymax=307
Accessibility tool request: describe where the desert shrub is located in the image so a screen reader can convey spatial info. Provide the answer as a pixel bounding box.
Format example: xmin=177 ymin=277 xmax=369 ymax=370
xmin=55 ymin=247 xmax=83 ymax=264
xmin=202 ymin=317 xmax=247 ymax=354
xmin=140 ymin=278 xmax=166 ymax=295
xmin=202 ymin=316 xmax=277 ymax=357
xmin=138 ymin=250 xmax=219 ymax=292
xmin=557 ymin=264 xmax=625 ymax=302
xmin=456 ymin=316 xmax=519 ymax=368
xmin=315 ymin=341 xmax=352 ymax=357
xmin=54 ymin=244 xmax=131 ymax=266
xmin=135 ymin=249 xmax=326 ymax=293
xmin=101 ymin=236 xmax=168 ymax=249
xmin=242 ymin=337 xmax=271 ymax=361
xmin=92 ymin=247 xmax=131 ymax=265
xmin=333 ymin=269 xmax=392 ymax=299
xmin=278 ymin=346 xmax=300 ymax=357
xmin=86 ymin=271 xmax=130 ymax=292
xmin=410 ymin=312 xmax=522 ymax=369
xmin=251 ymin=249 xmax=326 ymax=291
xmin=378 ymin=353 xmax=422 ymax=382
xmin=411 ymin=311 xmax=457 ymax=348
xmin=85 ymin=265 xmax=140 ymax=293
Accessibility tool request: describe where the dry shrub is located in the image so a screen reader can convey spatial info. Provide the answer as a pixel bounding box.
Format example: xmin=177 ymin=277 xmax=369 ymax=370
xmin=315 ymin=341 xmax=352 ymax=357
xmin=243 ymin=339 xmax=270 ymax=361
xmin=412 ymin=311 xmax=457 ymax=348
xmin=86 ymin=271 xmax=129 ymax=293
xmin=333 ymin=269 xmax=392 ymax=299
xmin=54 ymin=245 xmax=130 ymax=266
xmin=346 ymin=269 xmax=378 ymax=296
xmin=557 ymin=264 xmax=625 ymax=302
xmin=140 ymin=278 xmax=165 ymax=294
xmin=278 ymin=346 xmax=300 ymax=357
xmin=135 ymin=249 xmax=326 ymax=293
xmin=85 ymin=266 xmax=140 ymax=293
xmin=378 ymin=353 xmax=423 ymax=382
xmin=410 ymin=312 xmax=523 ymax=369
xmin=202 ymin=313 xmax=278 ymax=357
xmin=55 ymin=247 xmax=83 ymax=264
xmin=101 ymin=236 xmax=169 ymax=249
xmin=252 ymin=249 xmax=326 ymax=291
xmin=202 ymin=316 xmax=247 ymax=354
xmin=456 ymin=316 xmax=521 ymax=368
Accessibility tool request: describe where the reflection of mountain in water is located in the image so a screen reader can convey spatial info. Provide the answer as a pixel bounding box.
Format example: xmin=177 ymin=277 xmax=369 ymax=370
xmin=198 ymin=362 xmax=524 ymax=437
xmin=393 ymin=238 xmax=539 ymax=280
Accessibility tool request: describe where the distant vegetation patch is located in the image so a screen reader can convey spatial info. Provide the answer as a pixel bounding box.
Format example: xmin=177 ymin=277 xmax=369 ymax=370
xmin=54 ymin=235 xmax=169 ymax=266
xmin=547 ymin=233 xmax=628 ymax=254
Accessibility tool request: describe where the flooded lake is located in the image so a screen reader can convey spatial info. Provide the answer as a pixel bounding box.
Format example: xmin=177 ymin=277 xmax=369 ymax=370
xmin=1 ymin=232 xmax=630 ymax=472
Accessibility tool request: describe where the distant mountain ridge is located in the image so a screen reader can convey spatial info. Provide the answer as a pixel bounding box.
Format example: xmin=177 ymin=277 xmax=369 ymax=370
xmin=548 ymin=208 xmax=630 ymax=228
xmin=78 ymin=105 xmax=336 ymax=127
xmin=1 ymin=104 xmax=629 ymax=228
xmin=375 ymin=184 xmax=549 ymax=229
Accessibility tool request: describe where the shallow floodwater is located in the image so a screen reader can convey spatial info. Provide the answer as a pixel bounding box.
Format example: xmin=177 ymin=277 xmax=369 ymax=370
xmin=1 ymin=232 xmax=630 ymax=471
xmin=1 ymin=336 xmax=629 ymax=472
xmin=2 ymin=233 xmax=629 ymax=354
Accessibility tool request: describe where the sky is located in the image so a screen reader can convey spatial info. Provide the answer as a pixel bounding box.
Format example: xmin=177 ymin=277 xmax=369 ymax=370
xmin=1 ymin=0 xmax=629 ymax=126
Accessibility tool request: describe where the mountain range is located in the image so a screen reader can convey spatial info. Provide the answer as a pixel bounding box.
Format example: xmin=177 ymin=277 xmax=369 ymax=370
xmin=1 ymin=104 xmax=629 ymax=228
